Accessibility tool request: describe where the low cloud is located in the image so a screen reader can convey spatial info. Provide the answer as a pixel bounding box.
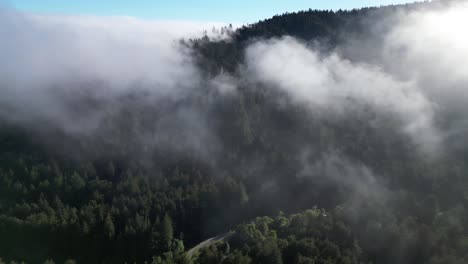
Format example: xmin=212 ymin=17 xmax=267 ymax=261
xmin=0 ymin=8 xmax=226 ymax=133
xmin=245 ymin=37 xmax=439 ymax=153
xmin=384 ymin=1 xmax=468 ymax=148
xmin=1 ymin=2 xmax=467 ymax=161
xmin=241 ymin=1 xmax=468 ymax=156
xmin=299 ymin=152 xmax=389 ymax=210
xmin=0 ymin=8 xmax=230 ymax=162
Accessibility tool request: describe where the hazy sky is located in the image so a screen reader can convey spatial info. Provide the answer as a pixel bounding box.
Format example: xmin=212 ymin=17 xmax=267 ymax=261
xmin=6 ymin=0 xmax=417 ymax=23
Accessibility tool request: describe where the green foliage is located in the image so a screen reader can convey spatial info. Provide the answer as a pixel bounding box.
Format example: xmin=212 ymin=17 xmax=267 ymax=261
xmin=194 ymin=209 xmax=361 ymax=264
xmin=162 ymin=214 xmax=174 ymax=247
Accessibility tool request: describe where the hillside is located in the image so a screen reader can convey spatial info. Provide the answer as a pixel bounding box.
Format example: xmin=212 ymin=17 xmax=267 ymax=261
xmin=1 ymin=1 xmax=468 ymax=263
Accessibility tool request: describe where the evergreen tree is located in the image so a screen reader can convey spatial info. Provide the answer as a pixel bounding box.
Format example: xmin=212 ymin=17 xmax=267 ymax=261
xmin=162 ymin=213 xmax=174 ymax=247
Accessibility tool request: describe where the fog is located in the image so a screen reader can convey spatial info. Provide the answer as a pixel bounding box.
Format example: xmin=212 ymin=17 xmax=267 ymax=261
xmin=384 ymin=1 xmax=468 ymax=148
xmin=1 ymin=1 xmax=467 ymax=190
xmin=245 ymin=37 xmax=438 ymax=153
xmin=0 ymin=8 xmax=227 ymax=134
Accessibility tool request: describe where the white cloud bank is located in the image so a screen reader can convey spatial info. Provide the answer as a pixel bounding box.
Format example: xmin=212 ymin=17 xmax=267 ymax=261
xmin=0 ymin=8 xmax=226 ymax=132
xmin=1 ymin=1 xmax=468 ymax=156
xmin=245 ymin=37 xmax=438 ymax=153
xmin=245 ymin=1 xmax=468 ymax=154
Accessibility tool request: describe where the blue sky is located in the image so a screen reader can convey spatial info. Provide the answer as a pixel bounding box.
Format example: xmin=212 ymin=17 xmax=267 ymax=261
xmin=6 ymin=0 xmax=417 ymax=23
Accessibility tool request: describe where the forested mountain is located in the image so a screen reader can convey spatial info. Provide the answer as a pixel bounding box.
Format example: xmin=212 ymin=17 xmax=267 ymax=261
xmin=1 ymin=1 xmax=468 ymax=263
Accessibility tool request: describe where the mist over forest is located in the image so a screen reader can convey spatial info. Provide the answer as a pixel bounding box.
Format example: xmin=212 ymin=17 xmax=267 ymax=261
xmin=1 ymin=1 xmax=468 ymax=263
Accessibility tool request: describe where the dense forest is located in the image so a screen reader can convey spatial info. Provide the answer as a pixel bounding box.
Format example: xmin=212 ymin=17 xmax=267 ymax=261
xmin=1 ymin=1 xmax=468 ymax=263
